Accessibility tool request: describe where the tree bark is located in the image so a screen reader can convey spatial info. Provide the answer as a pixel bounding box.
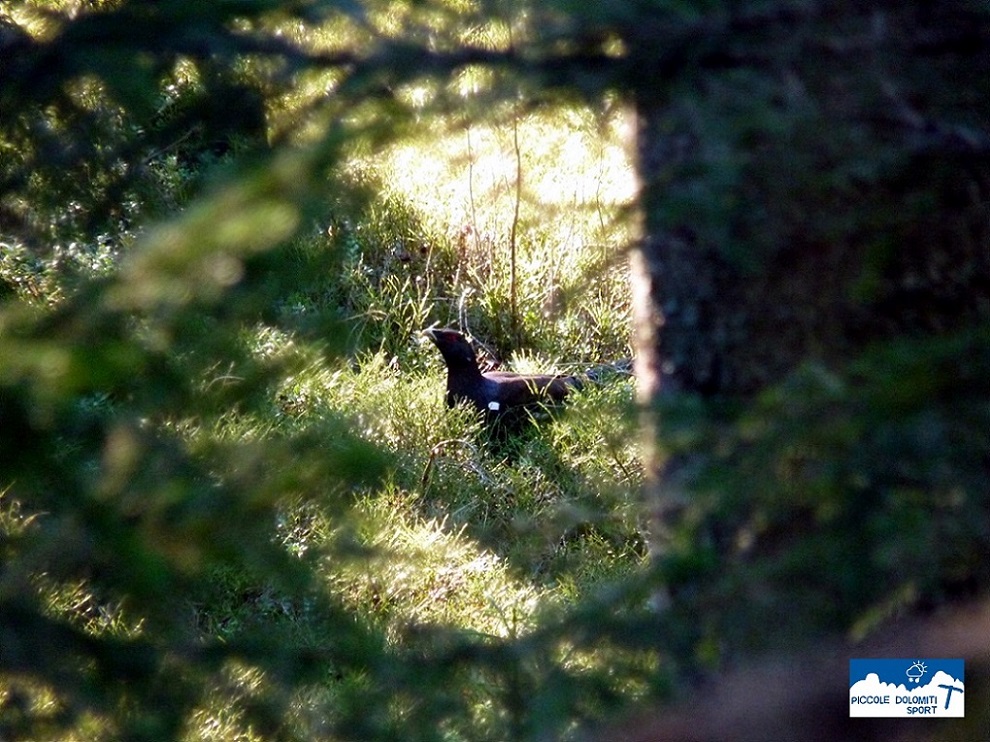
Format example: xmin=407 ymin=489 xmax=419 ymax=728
xmin=625 ymin=0 xmax=990 ymax=579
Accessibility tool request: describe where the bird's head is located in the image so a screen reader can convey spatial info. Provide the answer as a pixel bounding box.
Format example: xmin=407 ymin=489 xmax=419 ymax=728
xmin=421 ymin=327 xmax=479 ymax=370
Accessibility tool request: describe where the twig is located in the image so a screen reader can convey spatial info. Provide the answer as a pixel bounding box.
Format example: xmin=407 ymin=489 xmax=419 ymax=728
xmin=420 ymin=438 xmax=483 ymax=492
xmin=507 ymin=26 xmax=523 ymax=344
xmin=141 ymin=127 xmax=199 ymax=165
xmin=509 ymin=107 xmax=523 ymax=341
xmin=881 ymin=80 xmax=990 ymax=154
xmin=457 ymin=287 xmax=473 ymax=334
xmin=465 ymin=122 xmax=483 ymax=263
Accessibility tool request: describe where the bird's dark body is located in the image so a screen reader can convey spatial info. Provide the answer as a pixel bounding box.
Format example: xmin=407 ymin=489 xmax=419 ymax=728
xmin=423 ymin=328 xmax=580 ymax=422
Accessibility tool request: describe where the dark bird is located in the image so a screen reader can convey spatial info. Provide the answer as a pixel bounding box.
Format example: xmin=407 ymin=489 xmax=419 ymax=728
xmin=422 ymin=327 xmax=583 ymax=422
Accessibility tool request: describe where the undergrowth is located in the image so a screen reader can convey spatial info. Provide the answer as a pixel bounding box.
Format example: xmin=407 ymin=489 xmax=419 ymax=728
xmin=160 ymin=106 xmax=642 ymax=738
xmin=0 ymin=16 xmax=646 ymax=732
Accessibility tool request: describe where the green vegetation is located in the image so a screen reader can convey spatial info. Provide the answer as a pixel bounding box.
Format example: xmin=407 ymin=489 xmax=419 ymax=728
xmin=2 ymin=1 xmax=988 ymax=740
xmin=1 ymin=3 xmax=643 ymax=739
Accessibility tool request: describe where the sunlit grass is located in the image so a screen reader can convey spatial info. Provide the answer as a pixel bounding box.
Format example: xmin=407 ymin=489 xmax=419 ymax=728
xmin=2 ymin=9 xmax=648 ymax=734
xmin=172 ymin=332 xmax=647 ymax=739
xmin=330 ymin=489 xmax=546 ymax=638
xmin=378 ymin=104 xmax=636 ymax=264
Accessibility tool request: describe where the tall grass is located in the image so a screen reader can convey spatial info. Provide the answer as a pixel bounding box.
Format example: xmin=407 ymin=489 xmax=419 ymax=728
xmin=351 ymin=102 xmax=637 ymax=359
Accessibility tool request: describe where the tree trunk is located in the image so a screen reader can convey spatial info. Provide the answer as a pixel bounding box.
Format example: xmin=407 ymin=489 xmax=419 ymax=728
xmin=626 ymin=1 xmax=990 ymax=579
